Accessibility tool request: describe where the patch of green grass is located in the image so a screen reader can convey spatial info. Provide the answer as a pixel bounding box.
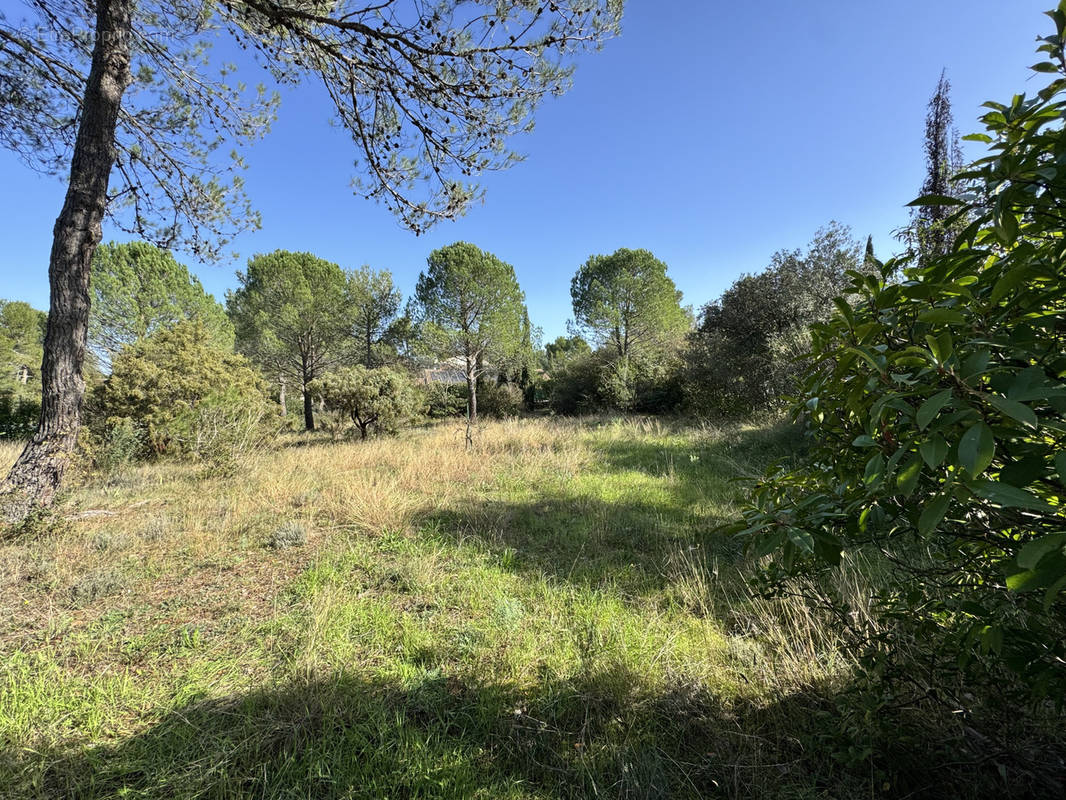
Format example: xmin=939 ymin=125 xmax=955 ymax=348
xmin=0 ymin=416 xmax=1042 ymax=798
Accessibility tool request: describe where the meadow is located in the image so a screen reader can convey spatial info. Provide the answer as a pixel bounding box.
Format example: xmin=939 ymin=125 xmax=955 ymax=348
xmin=0 ymin=418 xmax=1014 ymax=798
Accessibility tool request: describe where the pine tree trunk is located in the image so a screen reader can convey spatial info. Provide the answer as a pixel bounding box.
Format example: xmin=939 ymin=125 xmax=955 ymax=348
xmin=1 ymin=0 xmax=132 ymax=526
xmin=465 ymin=372 xmax=477 ymax=449
xmin=303 ymin=381 xmax=315 ymax=431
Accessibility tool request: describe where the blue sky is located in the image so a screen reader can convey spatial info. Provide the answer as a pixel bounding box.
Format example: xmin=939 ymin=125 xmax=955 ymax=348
xmin=0 ymin=0 xmax=1052 ymax=340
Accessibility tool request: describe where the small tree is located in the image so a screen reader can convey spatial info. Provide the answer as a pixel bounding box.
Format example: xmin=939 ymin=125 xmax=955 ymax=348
xmin=570 ymin=248 xmax=687 ymax=408
xmin=90 ymin=321 xmax=265 ymax=457
xmin=0 ymin=301 xmax=46 ymax=401
xmin=311 ymin=366 xmax=419 ymax=440
xmin=413 ymin=242 xmax=527 ymax=446
xmin=227 ymin=251 xmax=349 ymax=431
xmin=89 ymin=241 xmax=234 ymax=364
xmin=347 ymin=266 xmax=403 ymax=368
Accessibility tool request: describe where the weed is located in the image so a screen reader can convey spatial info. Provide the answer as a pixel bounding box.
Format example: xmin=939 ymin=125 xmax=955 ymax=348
xmin=269 ymin=521 xmax=308 ymax=550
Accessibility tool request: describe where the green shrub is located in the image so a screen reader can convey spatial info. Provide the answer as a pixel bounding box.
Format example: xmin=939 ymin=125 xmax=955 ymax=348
xmin=546 ymin=350 xmax=609 ymax=414
xmin=92 ymin=417 xmax=143 ymax=475
xmin=169 ymin=387 xmax=279 ymax=467
xmin=420 ymin=382 xmax=467 ymax=419
xmin=732 ymin=23 xmax=1066 ymax=706
xmin=684 ymin=224 xmax=861 ymax=419
xmin=310 ymin=366 xmax=420 ymax=439
xmin=478 ymin=382 xmax=523 ymax=418
xmin=0 ymin=391 xmax=39 ymax=440
xmin=89 ymin=321 xmax=268 ymax=458
xmin=547 ymin=349 xmax=682 ymax=415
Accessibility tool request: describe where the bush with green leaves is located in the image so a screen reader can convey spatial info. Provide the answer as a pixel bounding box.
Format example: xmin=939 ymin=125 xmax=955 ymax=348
xmin=478 ymin=382 xmax=523 ymax=418
xmin=0 ymin=392 xmax=40 ymax=440
xmin=420 ymin=382 xmax=467 ymax=419
xmin=732 ymin=18 xmax=1066 ymax=706
xmin=310 ymin=366 xmax=420 ymax=440
xmin=89 ymin=321 xmax=268 ymax=458
xmin=684 ymin=223 xmax=861 ymax=418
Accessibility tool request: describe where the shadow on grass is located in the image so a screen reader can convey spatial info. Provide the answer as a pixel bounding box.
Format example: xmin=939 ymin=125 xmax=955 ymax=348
xmin=11 ymin=664 xmax=1041 ymax=800
xmin=414 ymin=422 xmax=802 ymax=593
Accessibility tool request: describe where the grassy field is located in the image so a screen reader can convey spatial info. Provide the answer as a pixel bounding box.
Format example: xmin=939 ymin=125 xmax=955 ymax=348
xmin=0 ymin=417 xmax=1000 ymax=798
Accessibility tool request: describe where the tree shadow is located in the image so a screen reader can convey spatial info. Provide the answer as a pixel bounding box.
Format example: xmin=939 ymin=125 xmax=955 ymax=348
xmin=413 ymin=423 xmax=801 ymax=594
xmin=12 ymin=661 xmax=1050 ymax=800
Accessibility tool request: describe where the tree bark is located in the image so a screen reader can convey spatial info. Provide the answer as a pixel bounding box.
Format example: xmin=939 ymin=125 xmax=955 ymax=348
xmin=302 ymin=379 xmax=315 ymax=431
xmin=1 ymin=0 xmax=132 ymax=525
xmin=465 ymin=371 xmax=477 ymax=449
xmin=279 ymin=375 xmax=287 ymax=414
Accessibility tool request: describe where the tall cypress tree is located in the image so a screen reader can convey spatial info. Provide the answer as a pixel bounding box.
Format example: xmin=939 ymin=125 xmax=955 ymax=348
xmin=909 ymin=70 xmax=965 ymax=261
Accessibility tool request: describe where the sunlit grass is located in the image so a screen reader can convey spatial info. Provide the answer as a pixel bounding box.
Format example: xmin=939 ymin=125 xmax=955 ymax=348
xmin=0 ymin=415 xmax=869 ymax=798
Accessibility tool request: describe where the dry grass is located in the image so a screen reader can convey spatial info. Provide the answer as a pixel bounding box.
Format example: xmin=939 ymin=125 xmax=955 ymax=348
xmin=0 ymin=441 xmax=20 ymax=474
xmin=0 ymin=417 xmax=878 ymax=798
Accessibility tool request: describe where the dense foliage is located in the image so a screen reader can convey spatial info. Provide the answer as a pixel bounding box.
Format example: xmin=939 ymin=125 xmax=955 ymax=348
xmin=228 ymin=251 xmax=350 ymax=431
xmin=0 ymin=301 xmax=46 ymax=440
xmin=684 ymin=224 xmax=862 ymax=417
xmin=568 ymin=248 xmax=688 ymax=410
xmin=733 ymin=20 xmax=1066 ymax=705
xmin=89 ymin=241 xmax=234 ymax=363
xmin=311 ymin=366 xmax=419 ymax=440
xmin=347 ymin=266 xmax=403 ymax=368
xmin=90 ymin=322 xmax=267 ymax=458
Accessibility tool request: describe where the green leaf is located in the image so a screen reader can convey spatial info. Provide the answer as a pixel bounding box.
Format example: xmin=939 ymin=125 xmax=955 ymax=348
xmin=897 ymin=456 xmax=922 ymax=496
xmin=920 ymin=436 xmax=949 ymax=468
xmin=985 ymin=394 xmax=1038 ymax=428
xmin=1045 ymin=575 xmax=1066 ymax=611
xmin=999 ymin=456 xmax=1047 ymax=488
xmin=1018 ymin=534 xmax=1066 ymax=570
xmin=970 ymin=480 xmax=1054 ymax=512
xmin=958 ymin=422 xmax=995 ymax=476
xmin=907 ymin=194 xmax=967 ymax=207
xmin=864 ymin=453 xmax=885 ymax=486
xmin=1054 ymin=452 xmax=1066 ymax=481
xmin=918 ymin=494 xmax=952 ymax=535
xmin=994 ymin=209 xmax=1020 ymax=246
xmin=812 ymin=532 xmax=842 ymax=566
xmin=917 ymin=389 xmax=952 ymax=429
xmin=1007 ymin=569 xmax=1042 ymax=592
xmin=918 ymin=308 xmax=967 ymax=325
xmin=787 ymin=528 xmax=815 ymax=554
xmin=832 ymin=297 xmax=854 ymax=327
xmin=990 ymin=266 xmax=1031 ymax=304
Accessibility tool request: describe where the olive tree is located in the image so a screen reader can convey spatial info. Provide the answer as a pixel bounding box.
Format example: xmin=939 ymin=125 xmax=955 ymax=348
xmin=413 ymin=242 xmax=527 ymax=446
xmin=0 ymin=0 xmax=621 ymax=522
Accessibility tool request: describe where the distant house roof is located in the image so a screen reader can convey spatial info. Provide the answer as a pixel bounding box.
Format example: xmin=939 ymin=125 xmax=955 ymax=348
xmin=420 ymin=366 xmax=465 ymax=384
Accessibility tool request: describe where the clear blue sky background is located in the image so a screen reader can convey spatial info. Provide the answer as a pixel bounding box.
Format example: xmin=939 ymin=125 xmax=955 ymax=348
xmin=0 ymin=1 xmax=1052 ymax=340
